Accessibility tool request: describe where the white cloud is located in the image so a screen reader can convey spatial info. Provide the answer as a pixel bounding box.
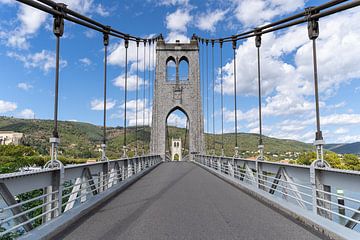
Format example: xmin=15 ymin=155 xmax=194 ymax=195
xmin=3 ymin=0 xmax=109 ymax=49
xmin=196 ymin=9 xmax=228 ymax=32
xmin=18 ymin=108 xmax=34 ymax=119
xmin=157 ymin=0 xmax=189 ymax=6
xmin=108 ymin=37 xmax=156 ymax=72
xmin=166 ymin=8 xmax=192 ymax=32
xmin=165 ymin=8 xmax=192 ymax=43
xmin=0 ymin=100 xmax=17 ymax=113
xmin=17 ymin=82 xmax=33 ymax=91
xmin=232 ymin=0 xmax=304 ymax=27
xmin=7 ymin=50 xmax=67 ymax=73
xmin=334 ymin=127 xmax=349 ymax=134
xmin=90 ymin=99 xmax=116 ymax=111
xmin=0 ymin=0 xmax=14 ymax=4
xmin=112 ymin=99 xmax=152 ymax=126
xmin=167 ymin=112 xmax=187 ymax=128
xmin=79 ymin=57 xmax=92 ymax=66
xmin=165 ymin=32 xmax=190 ymax=43
xmin=94 ymin=4 xmax=110 ymax=17
xmin=113 ymin=73 xmax=147 ymax=91
xmin=322 ymin=114 xmax=360 ymax=126
xmin=6 ymin=4 xmax=47 ymax=49
xmin=219 ymin=9 xmax=360 ymax=121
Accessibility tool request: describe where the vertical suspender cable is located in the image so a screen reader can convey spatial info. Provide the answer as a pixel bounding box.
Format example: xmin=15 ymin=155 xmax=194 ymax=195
xmin=53 ymin=26 xmax=61 ymax=140
xmin=143 ymin=40 xmax=146 ymax=154
xmin=135 ymin=39 xmax=139 ymax=156
xmin=232 ymin=38 xmax=238 ymax=156
xmin=201 ymin=40 xmax=205 ymax=138
xmin=211 ymin=40 xmax=215 ymax=154
xmin=307 ymin=7 xmax=325 ymax=166
xmin=255 ymin=30 xmax=264 ymax=160
xmin=148 ymin=41 xmax=151 ymax=132
xmin=205 ymin=40 xmax=209 ymax=152
xmin=101 ymin=28 xmax=109 ymax=161
xmin=48 ymin=3 xmax=65 ymax=168
xmin=123 ymin=38 xmax=129 ymax=157
xmin=220 ymin=39 xmax=224 ymax=156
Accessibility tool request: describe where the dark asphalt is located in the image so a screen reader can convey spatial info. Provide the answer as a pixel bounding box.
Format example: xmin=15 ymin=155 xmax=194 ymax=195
xmin=60 ymin=162 xmax=326 ymax=240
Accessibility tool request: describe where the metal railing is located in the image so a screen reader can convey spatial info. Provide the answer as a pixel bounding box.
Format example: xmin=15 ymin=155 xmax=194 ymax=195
xmin=195 ymin=155 xmax=360 ymax=233
xmin=0 ymin=155 xmax=161 ymax=238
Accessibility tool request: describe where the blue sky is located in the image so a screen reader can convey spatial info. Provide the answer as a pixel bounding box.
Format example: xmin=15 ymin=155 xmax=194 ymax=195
xmin=0 ymin=0 xmax=359 ymax=144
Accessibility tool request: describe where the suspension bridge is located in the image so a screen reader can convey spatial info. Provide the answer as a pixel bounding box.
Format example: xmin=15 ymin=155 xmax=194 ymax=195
xmin=1 ymin=0 xmax=360 ymax=239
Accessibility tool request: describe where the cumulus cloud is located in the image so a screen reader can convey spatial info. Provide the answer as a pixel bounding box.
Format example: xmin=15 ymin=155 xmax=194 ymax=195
xmin=2 ymin=0 xmax=110 ymax=49
xmin=0 ymin=100 xmax=17 ymax=113
xmin=112 ymin=73 xmax=148 ymax=91
xmin=18 ymin=108 xmax=34 ymax=119
xmin=90 ymin=99 xmax=116 ymax=111
xmin=17 ymin=82 xmax=33 ymax=91
xmin=7 ymin=50 xmax=67 ymax=73
xmin=165 ymin=8 xmax=192 ymax=43
xmin=232 ymin=0 xmax=304 ymax=27
xmin=196 ymin=9 xmax=228 ymax=32
xmin=108 ymin=37 xmax=156 ymax=72
xmin=112 ymin=99 xmax=152 ymax=126
xmin=166 ymin=8 xmax=192 ymax=32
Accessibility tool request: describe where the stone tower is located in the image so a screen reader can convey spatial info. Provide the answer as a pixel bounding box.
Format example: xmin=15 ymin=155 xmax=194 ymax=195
xmin=150 ymin=36 xmax=204 ymax=160
xmin=171 ymin=138 xmax=182 ymax=161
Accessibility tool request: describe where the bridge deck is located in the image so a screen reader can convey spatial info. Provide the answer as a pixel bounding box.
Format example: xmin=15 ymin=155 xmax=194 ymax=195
xmin=60 ymin=162 xmax=326 ymax=240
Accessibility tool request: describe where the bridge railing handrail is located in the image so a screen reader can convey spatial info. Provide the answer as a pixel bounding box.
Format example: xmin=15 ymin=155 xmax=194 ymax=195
xmin=194 ymin=154 xmax=360 ymax=234
xmin=0 ymin=155 xmax=162 ymax=238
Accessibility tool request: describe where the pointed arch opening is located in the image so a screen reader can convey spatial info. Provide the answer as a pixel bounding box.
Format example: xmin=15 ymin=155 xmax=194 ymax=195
xmin=166 ymin=56 xmax=176 ymax=81
xmin=165 ymin=106 xmax=190 ymax=160
xmin=179 ymin=56 xmax=189 ymax=81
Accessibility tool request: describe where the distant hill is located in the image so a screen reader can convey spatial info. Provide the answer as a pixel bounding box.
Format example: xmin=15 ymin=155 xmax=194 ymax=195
xmin=325 ymin=142 xmax=360 ymax=155
xmin=0 ymin=116 xmax=314 ymax=159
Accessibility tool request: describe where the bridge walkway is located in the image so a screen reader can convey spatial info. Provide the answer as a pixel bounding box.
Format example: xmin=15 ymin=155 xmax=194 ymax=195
xmin=59 ymin=162 xmax=326 ymax=240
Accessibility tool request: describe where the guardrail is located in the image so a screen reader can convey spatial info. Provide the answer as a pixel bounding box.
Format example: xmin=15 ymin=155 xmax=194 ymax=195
xmin=194 ymin=155 xmax=360 ymax=234
xmin=0 ymin=155 xmax=161 ymax=238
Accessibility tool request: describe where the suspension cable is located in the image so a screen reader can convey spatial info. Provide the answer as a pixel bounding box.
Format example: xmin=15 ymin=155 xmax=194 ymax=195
xmin=201 ymin=40 xmax=205 ymax=139
xmin=123 ymin=38 xmax=129 ymax=157
xmin=255 ymin=30 xmax=264 ymax=161
xmin=232 ymin=38 xmax=238 ymax=156
xmin=19 ymin=0 xmax=161 ymax=42
xmin=143 ymin=40 xmax=147 ymax=154
xmin=135 ymin=39 xmax=140 ymax=156
xmin=205 ymin=40 xmax=209 ymax=150
xmin=211 ymin=40 xmax=215 ymax=154
xmin=194 ymin=0 xmax=351 ymax=43
xmin=220 ymin=39 xmax=224 ymax=156
xmin=101 ymin=27 xmax=109 ymax=161
xmin=49 ymin=3 xmax=65 ymax=166
xmin=148 ymin=41 xmax=151 ymax=135
xmin=307 ymin=7 xmax=325 ymax=166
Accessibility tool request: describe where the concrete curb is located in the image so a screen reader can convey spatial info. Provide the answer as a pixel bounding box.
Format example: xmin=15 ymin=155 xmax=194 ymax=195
xmin=194 ymin=161 xmax=360 ymax=240
xmin=19 ymin=162 xmax=162 ymax=240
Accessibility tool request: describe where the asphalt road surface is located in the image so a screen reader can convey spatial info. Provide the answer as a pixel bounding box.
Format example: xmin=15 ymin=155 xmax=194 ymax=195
xmin=59 ymin=162 xmax=326 ymax=240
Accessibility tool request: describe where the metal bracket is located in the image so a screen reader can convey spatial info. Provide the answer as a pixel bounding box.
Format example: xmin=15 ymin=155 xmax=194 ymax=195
xmin=103 ymin=26 xmax=110 ymax=46
xmin=53 ymin=4 xmax=66 ymax=37
xmin=305 ymin=7 xmax=319 ymax=40
xmin=232 ymin=36 xmax=237 ymax=50
xmin=254 ymin=28 xmax=262 ymax=48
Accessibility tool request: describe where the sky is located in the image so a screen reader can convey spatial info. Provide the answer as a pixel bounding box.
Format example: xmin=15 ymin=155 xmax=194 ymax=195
xmin=0 ymin=0 xmax=359 ymax=144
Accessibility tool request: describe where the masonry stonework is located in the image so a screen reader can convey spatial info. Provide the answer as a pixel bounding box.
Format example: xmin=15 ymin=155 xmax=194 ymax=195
xmin=150 ymin=36 xmax=204 ymax=160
